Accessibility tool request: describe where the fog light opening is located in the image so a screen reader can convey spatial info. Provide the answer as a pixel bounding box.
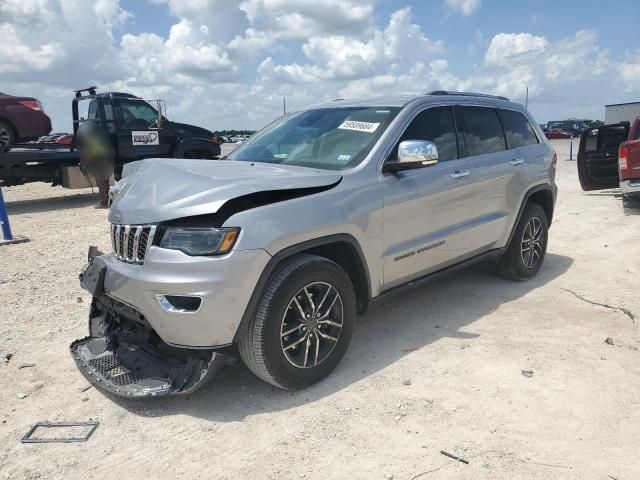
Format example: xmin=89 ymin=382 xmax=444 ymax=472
xmin=155 ymin=294 xmax=202 ymax=313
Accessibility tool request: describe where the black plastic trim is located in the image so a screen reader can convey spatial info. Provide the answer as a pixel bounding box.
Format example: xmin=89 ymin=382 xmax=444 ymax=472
xmin=373 ymin=247 xmax=506 ymax=302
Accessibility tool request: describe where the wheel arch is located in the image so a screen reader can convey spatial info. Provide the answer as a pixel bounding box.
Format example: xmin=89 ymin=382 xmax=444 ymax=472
xmin=507 ymin=184 xmax=555 ymax=246
xmin=0 ymin=115 xmax=18 ymax=140
xmin=233 ymin=234 xmax=371 ymax=344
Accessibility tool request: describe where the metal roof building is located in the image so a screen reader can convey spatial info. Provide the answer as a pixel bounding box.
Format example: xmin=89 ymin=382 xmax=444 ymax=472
xmin=605 ymin=102 xmax=640 ymax=124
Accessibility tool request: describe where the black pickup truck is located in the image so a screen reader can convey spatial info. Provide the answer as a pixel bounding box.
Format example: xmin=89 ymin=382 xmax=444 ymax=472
xmin=0 ymin=87 xmax=220 ymax=187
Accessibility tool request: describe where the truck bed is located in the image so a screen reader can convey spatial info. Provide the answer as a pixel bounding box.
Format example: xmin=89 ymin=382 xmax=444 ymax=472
xmin=1 ymin=144 xmax=79 ymax=166
xmin=0 ymin=144 xmax=80 ymax=186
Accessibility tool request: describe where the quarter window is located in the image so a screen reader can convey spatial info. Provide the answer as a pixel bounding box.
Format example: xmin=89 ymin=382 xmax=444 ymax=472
xmin=460 ymin=107 xmax=506 ymax=156
xmin=394 ymin=107 xmax=458 ymax=162
xmin=499 ymin=109 xmax=539 ymax=148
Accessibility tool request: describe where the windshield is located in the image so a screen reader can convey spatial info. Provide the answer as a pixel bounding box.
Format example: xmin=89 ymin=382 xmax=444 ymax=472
xmin=227 ymin=106 xmax=400 ymax=170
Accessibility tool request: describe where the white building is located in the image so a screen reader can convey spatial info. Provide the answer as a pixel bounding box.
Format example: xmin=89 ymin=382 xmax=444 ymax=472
xmin=605 ymin=102 xmax=640 ymax=125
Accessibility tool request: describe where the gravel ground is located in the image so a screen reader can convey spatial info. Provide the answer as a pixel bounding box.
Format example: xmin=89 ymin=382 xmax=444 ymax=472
xmin=1 ymin=139 xmax=639 ymax=480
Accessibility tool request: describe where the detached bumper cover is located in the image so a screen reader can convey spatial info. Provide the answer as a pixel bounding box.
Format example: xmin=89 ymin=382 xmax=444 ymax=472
xmin=71 ymin=295 xmax=224 ymax=397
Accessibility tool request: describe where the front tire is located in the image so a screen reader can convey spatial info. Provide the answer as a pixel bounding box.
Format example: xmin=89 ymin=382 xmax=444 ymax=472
xmin=238 ymin=254 xmax=356 ymax=390
xmin=497 ymin=202 xmax=548 ymax=281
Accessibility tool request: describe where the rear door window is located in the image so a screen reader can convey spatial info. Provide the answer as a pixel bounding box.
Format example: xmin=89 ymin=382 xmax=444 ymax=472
xmin=459 ymin=107 xmax=506 ymax=156
xmin=498 ymin=109 xmax=539 ymax=149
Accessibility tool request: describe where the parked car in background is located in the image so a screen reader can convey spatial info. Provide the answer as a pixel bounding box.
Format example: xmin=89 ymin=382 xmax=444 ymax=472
xmin=577 ymin=119 xmax=640 ymax=197
xmin=545 ymin=129 xmax=572 ymax=139
xmin=547 ymin=120 xmax=588 ymax=137
xmin=37 ymin=132 xmax=73 ymax=146
xmin=73 ymin=91 xmax=557 ymax=396
xmin=0 ymin=92 xmax=52 ymax=147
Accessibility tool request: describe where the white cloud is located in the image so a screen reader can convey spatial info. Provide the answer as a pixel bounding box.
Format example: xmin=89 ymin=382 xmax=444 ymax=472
xmin=240 ymin=0 xmax=373 ymax=37
xmin=261 ymin=8 xmax=443 ymax=84
xmin=2 ymin=0 xmax=640 ymax=132
xmin=485 ymin=33 xmax=548 ymax=67
xmin=444 ymin=0 xmax=480 ymax=16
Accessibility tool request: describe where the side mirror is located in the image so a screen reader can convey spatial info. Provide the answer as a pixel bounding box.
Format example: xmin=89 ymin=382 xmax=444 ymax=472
xmin=148 ymin=100 xmax=164 ymax=130
xmin=383 ymin=140 xmax=439 ymax=173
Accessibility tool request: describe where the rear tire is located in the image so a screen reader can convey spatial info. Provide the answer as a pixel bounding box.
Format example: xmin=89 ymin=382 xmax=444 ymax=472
xmin=0 ymin=120 xmax=15 ymax=147
xmin=497 ymin=202 xmax=548 ymax=281
xmin=238 ymin=254 xmax=356 ymax=390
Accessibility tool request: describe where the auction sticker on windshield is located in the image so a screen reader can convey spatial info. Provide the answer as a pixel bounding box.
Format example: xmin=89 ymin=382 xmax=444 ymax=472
xmin=338 ymin=121 xmax=380 ymax=133
xmin=132 ymin=131 xmax=159 ymax=146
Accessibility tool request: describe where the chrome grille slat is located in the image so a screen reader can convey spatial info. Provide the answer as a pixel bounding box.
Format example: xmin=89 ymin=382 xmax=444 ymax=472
xmin=110 ymin=223 xmax=155 ymax=265
xmin=115 ymin=225 xmax=122 ymax=258
xmin=123 ymin=226 xmax=131 ymax=262
xmin=132 ymin=227 xmax=142 ymax=263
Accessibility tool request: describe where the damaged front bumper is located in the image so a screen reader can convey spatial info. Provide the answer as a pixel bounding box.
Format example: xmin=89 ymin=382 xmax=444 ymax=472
xmin=70 ymin=255 xmax=224 ymax=397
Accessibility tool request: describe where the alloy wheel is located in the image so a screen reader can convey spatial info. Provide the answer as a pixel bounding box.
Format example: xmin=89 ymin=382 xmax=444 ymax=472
xmin=280 ymin=281 xmax=344 ymax=369
xmin=521 ymin=216 xmax=544 ymax=269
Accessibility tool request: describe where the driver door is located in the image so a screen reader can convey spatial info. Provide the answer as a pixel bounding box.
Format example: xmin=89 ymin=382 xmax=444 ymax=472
xmin=114 ymin=98 xmax=176 ymax=162
xmin=380 ymin=106 xmax=476 ymax=289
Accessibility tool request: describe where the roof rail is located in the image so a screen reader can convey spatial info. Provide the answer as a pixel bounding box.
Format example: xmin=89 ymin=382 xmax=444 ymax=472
xmin=426 ymin=90 xmax=510 ymax=102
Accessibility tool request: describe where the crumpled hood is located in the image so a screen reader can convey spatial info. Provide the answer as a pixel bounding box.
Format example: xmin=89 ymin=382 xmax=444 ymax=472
xmin=109 ymin=158 xmax=342 ymax=225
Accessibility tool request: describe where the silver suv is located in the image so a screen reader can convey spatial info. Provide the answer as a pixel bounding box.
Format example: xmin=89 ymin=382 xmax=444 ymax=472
xmin=72 ymin=91 xmax=557 ymax=396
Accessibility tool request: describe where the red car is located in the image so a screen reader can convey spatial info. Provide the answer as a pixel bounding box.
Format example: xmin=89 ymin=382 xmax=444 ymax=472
xmin=545 ymin=128 xmax=572 ymax=139
xmin=577 ymin=118 xmax=640 ymax=198
xmin=0 ymin=92 xmax=52 ymax=147
xmin=37 ymin=133 xmax=73 ymax=146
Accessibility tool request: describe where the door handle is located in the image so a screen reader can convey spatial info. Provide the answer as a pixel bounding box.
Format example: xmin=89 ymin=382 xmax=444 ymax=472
xmin=450 ymin=170 xmax=470 ymax=179
xmin=510 ymin=158 xmax=525 ymax=166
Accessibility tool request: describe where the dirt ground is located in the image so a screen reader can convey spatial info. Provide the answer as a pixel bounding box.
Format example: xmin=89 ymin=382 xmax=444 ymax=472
xmin=1 ymin=139 xmax=639 ymax=480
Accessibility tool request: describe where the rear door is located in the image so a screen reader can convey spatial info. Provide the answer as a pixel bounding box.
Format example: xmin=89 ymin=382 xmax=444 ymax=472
xmin=456 ymin=106 xmax=515 ymax=252
xmin=577 ymin=123 xmax=629 ymax=190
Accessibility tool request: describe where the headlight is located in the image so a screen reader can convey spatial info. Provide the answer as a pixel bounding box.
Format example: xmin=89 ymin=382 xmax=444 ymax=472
xmin=160 ymin=227 xmax=240 ymax=256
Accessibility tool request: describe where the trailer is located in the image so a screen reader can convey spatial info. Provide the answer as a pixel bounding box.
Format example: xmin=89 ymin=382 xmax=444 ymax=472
xmin=0 ymin=87 xmax=220 ymax=188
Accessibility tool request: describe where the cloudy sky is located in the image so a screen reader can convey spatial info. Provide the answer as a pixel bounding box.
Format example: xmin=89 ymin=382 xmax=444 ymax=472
xmin=1 ymin=0 xmax=639 ymax=132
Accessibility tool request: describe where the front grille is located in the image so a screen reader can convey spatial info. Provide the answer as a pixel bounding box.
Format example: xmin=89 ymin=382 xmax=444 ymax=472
xmin=110 ymin=224 xmax=157 ymax=264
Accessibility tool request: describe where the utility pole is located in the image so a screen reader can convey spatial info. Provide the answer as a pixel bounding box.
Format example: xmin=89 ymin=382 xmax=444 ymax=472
xmin=283 ymin=97 xmax=286 ymax=115
xmin=525 ymin=86 xmax=529 ymax=108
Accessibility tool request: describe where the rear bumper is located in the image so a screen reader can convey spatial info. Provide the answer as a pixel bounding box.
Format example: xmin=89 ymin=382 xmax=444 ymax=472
xmin=14 ymin=111 xmax=52 ymax=141
xmin=620 ymin=179 xmax=640 ymax=196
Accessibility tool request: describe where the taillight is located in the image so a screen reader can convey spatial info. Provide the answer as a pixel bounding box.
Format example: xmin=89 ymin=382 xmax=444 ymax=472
xmin=18 ymin=100 xmax=43 ymax=111
xmin=618 ymin=144 xmax=628 ymax=174
xmin=550 ymin=150 xmax=557 ymax=180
